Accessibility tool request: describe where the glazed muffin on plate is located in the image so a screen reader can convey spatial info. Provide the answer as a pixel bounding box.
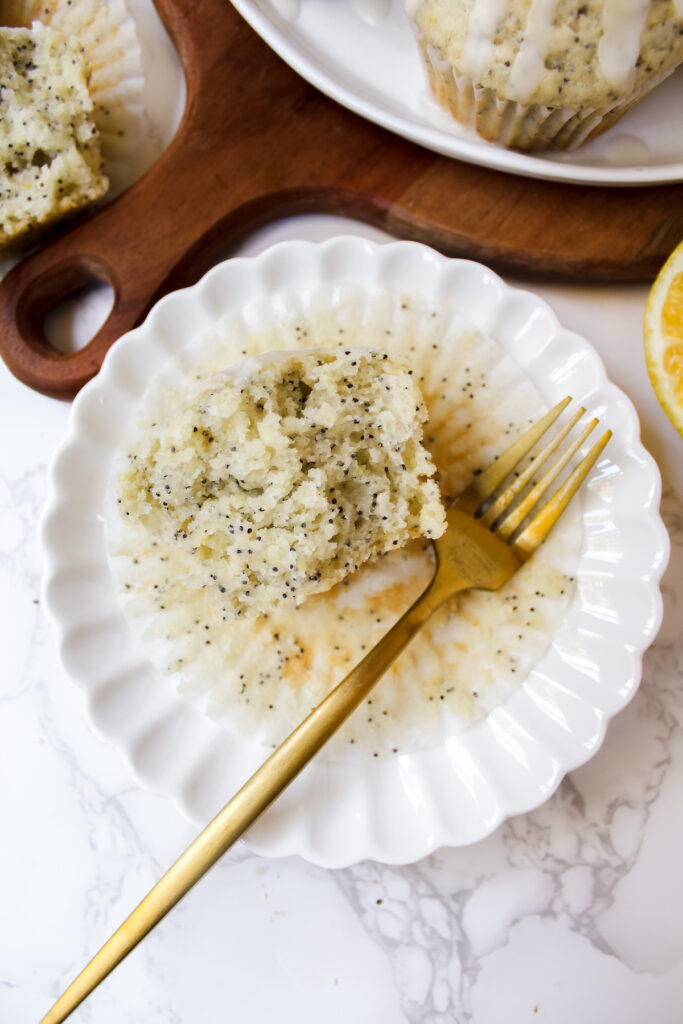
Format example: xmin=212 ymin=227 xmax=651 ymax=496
xmin=406 ymin=0 xmax=683 ymax=151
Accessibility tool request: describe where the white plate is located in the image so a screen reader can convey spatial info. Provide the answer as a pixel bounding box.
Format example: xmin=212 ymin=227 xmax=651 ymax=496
xmin=41 ymin=238 xmax=669 ymax=866
xmin=231 ymin=0 xmax=683 ymax=186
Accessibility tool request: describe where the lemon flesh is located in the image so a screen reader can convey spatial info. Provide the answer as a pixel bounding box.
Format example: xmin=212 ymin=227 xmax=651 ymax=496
xmin=644 ymin=240 xmax=683 ymax=438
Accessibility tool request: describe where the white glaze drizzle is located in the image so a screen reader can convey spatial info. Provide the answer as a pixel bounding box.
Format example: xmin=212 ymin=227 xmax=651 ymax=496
xmin=459 ymin=0 xmax=508 ymax=79
xmin=598 ymin=0 xmax=651 ymax=92
xmin=507 ymin=0 xmax=558 ymax=104
xmin=413 ymin=0 xmax=681 ymax=103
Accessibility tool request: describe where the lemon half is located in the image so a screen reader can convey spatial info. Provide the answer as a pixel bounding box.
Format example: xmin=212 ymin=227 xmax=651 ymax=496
xmin=644 ymin=239 xmax=683 ymax=438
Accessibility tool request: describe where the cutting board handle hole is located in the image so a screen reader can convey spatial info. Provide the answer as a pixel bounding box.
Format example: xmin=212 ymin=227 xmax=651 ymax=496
xmin=16 ymin=258 xmax=116 ymax=358
xmin=44 ymin=281 xmax=115 ymax=354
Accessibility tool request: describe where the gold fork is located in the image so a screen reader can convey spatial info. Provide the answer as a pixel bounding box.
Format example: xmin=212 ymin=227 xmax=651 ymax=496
xmin=40 ymin=396 xmax=610 ymax=1024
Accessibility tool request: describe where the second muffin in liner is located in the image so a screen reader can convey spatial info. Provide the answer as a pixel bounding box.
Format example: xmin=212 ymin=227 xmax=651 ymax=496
xmin=408 ymin=0 xmax=683 ymax=152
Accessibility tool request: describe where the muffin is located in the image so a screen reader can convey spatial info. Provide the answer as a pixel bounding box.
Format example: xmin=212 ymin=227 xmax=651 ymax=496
xmin=406 ymin=0 xmax=683 ymax=151
xmin=1 ymin=0 xmax=154 ymax=204
xmin=116 ymin=348 xmax=446 ymax=620
xmin=0 ymin=22 xmax=108 ymax=248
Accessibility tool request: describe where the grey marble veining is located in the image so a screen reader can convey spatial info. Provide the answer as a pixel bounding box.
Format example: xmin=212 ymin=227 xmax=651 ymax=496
xmin=326 ymin=489 xmax=683 ymax=1023
xmin=2 ymin=219 xmax=683 ymax=1022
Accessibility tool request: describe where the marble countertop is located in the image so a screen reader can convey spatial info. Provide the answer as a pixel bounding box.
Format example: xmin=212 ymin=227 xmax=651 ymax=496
xmin=3 ymin=213 xmax=682 ymax=1024
xmin=2 ymin=5 xmax=683 ymax=1023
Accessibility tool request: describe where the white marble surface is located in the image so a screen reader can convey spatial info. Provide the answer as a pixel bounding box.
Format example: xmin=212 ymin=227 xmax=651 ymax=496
xmin=3 ymin=213 xmax=683 ymax=1024
xmin=3 ymin=4 xmax=683 ymax=1022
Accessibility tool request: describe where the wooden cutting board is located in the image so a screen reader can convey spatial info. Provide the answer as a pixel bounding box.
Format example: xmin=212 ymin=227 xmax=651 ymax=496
xmin=1 ymin=0 xmax=682 ymax=399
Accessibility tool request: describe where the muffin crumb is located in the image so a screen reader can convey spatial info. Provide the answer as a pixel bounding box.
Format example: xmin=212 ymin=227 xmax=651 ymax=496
xmin=117 ymin=348 xmax=446 ymax=619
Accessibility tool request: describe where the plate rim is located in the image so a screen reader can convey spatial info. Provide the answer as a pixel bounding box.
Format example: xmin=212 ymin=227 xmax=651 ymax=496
xmin=230 ymin=0 xmax=683 ymax=188
xmin=40 ymin=237 xmax=670 ymax=866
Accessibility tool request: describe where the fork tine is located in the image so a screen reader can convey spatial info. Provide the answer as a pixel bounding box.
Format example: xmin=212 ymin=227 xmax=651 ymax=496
xmin=457 ymin=396 xmax=572 ymax=513
xmin=495 ymin=416 xmax=599 ymax=539
xmin=480 ymin=405 xmax=586 ymax=526
xmin=512 ymin=429 xmax=612 ymax=559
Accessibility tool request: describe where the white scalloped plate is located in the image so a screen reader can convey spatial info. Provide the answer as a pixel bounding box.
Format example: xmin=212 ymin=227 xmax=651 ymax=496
xmin=41 ymin=239 xmax=669 ymax=866
xmin=231 ymin=0 xmax=683 ymax=186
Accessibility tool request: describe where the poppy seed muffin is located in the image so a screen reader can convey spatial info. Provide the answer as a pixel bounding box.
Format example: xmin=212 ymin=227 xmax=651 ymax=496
xmin=0 ymin=22 xmax=108 ymax=248
xmin=406 ymin=0 xmax=683 ymax=151
xmin=116 ymin=348 xmax=446 ymax=619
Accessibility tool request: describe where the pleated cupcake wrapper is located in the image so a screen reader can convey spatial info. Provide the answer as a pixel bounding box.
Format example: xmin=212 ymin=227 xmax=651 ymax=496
xmin=107 ymin=281 xmax=581 ymax=760
xmin=1 ymin=0 xmax=160 ymax=196
xmin=418 ymin=36 xmax=669 ymax=153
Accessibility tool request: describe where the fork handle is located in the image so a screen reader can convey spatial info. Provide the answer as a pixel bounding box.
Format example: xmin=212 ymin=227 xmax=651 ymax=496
xmin=40 ymin=570 xmax=460 ymax=1024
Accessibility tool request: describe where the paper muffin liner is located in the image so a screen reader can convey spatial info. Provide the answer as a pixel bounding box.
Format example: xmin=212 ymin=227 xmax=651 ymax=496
xmin=1 ymin=0 xmax=160 ymax=196
xmin=416 ymin=34 xmax=673 ymax=153
xmin=107 ymin=285 xmax=582 ymax=760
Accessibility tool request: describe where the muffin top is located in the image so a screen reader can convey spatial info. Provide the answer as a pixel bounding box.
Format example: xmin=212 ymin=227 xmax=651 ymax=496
xmin=408 ymin=0 xmax=683 ymax=108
